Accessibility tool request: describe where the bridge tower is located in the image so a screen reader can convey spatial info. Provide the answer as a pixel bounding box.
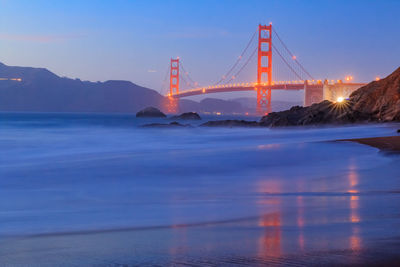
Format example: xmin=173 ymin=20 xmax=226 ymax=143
xmin=256 ymin=23 xmax=272 ymax=115
xmin=168 ymin=58 xmax=180 ymax=113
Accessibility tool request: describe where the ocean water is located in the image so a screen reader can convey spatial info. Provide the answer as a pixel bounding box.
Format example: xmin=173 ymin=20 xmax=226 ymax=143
xmin=0 ymin=112 xmax=399 ymax=265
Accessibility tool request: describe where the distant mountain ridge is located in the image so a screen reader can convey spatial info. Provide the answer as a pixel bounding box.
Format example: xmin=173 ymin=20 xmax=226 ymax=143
xmin=0 ymin=62 xmax=246 ymax=114
xmin=230 ymin=97 xmax=303 ymax=113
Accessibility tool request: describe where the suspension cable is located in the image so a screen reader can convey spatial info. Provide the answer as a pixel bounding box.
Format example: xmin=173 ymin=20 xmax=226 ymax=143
xmin=272 ymin=28 xmax=314 ymax=80
xmin=160 ymin=64 xmax=170 ymax=94
xmin=272 ymin=44 xmax=303 ymax=80
xmin=225 ymin=46 xmax=257 ymax=84
xmin=180 ymin=61 xmax=197 ymax=86
xmin=214 ymin=30 xmax=257 ymax=85
xmin=179 ymin=73 xmax=194 ymax=89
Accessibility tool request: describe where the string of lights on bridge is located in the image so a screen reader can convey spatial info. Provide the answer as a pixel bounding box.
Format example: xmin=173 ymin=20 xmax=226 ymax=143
xmin=166 ymin=79 xmax=357 ymax=97
xmin=162 ymin=24 xmax=322 ymax=96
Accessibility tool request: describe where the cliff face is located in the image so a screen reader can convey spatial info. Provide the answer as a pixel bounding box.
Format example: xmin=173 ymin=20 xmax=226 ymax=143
xmin=260 ymin=67 xmax=400 ymax=127
xmin=350 ymin=67 xmax=400 ymax=121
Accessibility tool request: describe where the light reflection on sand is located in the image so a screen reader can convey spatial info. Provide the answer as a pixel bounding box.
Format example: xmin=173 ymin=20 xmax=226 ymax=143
xmin=258 ymin=212 xmax=282 ymax=259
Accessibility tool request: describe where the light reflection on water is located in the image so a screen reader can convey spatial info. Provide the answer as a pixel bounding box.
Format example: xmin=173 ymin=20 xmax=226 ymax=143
xmin=258 ymin=212 xmax=282 ymax=259
xmin=252 ymin=157 xmax=374 ymax=257
xmin=0 ymin=113 xmax=399 ymax=265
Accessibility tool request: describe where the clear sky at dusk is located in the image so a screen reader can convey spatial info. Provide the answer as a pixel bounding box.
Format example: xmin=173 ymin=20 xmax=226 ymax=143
xmin=0 ymin=0 xmax=399 ymax=100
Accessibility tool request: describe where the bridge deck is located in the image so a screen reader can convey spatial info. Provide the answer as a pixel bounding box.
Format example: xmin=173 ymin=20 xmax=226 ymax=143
xmin=170 ymin=82 xmax=366 ymax=98
xmin=171 ymin=84 xmax=323 ymax=98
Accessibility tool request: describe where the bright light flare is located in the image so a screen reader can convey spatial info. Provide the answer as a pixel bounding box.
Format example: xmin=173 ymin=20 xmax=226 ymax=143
xmin=345 ymin=75 xmax=353 ymax=82
xmin=337 ymin=96 xmax=344 ymax=103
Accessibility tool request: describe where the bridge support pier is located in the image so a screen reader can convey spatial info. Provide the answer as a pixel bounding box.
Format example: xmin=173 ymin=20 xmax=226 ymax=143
xmin=257 ymin=87 xmax=272 ymax=115
xmin=167 ymin=97 xmax=178 ymax=114
xmin=304 ymin=81 xmax=323 ymax=106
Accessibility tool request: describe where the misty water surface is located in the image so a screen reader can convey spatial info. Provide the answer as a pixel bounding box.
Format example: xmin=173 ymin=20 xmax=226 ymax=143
xmin=0 ymin=112 xmax=399 ymax=265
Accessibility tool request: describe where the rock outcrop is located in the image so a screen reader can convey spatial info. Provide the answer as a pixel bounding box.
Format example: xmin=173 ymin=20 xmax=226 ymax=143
xmin=350 ymin=67 xmax=400 ymax=121
xmin=260 ymin=67 xmax=400 ymax=127
xmin=259 ymin=100 xmax=369 ymax=127
xmin=141 ymin=122 xmax=191 ymax=128
xmin=170 ymin=112 xmax=201 ymax=120
xmin=201 ymin=120 xmax=259 ymax=127
xmin=136 ymin=107 xmax=166 ymax=118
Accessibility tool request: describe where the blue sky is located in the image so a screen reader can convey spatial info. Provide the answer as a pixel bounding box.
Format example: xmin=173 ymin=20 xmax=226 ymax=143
xmin=0 ymin=0 xmax=399 ymax=101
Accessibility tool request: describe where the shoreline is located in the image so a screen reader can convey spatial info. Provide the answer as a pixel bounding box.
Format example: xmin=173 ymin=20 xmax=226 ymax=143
xmin=339 ymin=135 xmax=400 ymax=153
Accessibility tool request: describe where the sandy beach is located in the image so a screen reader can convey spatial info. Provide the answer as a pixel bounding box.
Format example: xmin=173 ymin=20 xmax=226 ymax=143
xmin=340 ymin=135 xmax=400 ymax=153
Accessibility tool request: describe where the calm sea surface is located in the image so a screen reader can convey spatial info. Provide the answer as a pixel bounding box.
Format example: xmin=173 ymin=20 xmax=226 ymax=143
xmin=0 ymin=112 xmax=399 ymax=266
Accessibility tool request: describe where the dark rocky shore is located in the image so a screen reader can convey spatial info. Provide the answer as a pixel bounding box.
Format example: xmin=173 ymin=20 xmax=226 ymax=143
xmin=141 ymin=121 xmax=191 ymax=128
xmin=201 ymin=120 xmax=259 ymax=127
xmin=170 ymin=112 xmax=201 ymax=120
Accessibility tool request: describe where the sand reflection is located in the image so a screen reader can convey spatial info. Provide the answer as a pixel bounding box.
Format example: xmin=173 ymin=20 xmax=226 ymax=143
xmin=347 ymin=159 xmax=362 ymax=251
xmin=258 ymin=212 xmax=282 ymax=258
xmin=296 ymin=196 xmax=305 ymax=251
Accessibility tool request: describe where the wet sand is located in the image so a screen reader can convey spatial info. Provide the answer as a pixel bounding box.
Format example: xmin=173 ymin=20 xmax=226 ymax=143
xmin=340 ymin=135 xmax=400 ymax=152
xmin=2 ymin=213 xmax=400 ymax=266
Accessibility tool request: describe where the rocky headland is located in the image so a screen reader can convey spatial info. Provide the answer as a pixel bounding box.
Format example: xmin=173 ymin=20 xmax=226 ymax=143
xmin=260 ymin=67 xmax=400 ymax=127
xmin=202 ymin=67 xmax=400 ymax=127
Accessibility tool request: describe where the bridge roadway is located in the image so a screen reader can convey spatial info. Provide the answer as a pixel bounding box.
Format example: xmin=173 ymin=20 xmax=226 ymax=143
xmin=170 ymin=83 xmax=322 ymax=98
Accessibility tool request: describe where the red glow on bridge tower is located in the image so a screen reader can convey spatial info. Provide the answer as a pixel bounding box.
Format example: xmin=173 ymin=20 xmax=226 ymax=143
xmin=170 ymin=58 xmax=180 ymax=95
xmin=168 ymin=58 xmax=180 ymax=113
xmin=256 ymin=23 xmax=272 ymax=115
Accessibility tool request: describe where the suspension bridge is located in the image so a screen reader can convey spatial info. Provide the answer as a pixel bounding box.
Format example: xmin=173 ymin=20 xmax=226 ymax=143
xmin=162 ymin=24 xmax=366 ymax=115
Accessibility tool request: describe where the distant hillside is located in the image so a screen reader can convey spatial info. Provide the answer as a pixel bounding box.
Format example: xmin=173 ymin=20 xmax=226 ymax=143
xmin=179 ymin=98 xmax=246 ymax=114
xmin=0 ymin=62 xmax=245 ymax=114
xmin=0 ymin=62 xmax=165 ymax=113
xmin=231 ymin=97 xmax=303 ymax=112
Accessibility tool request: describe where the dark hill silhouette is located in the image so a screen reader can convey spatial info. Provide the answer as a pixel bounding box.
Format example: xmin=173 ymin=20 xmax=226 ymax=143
xmin=0 ymin=62 xmax=163 ymax=113
xmin=0 ymin=62 xmax=245 ymax=114
xmin=259 ymin=66 xmax=400 ymax=126
xmin=231 ymin=97 xmax=303 ymax=113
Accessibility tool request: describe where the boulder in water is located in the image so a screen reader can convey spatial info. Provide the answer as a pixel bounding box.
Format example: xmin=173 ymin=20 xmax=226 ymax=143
xmin=170 ymin=112 xmax=201 ymax=120
xmin=136 ymin=107 xmax=166 ymax=118
xmin=141 ymin=122 xmax=191 ymax=128
xmin=201 ymin=120 xmax=259 ymax=127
